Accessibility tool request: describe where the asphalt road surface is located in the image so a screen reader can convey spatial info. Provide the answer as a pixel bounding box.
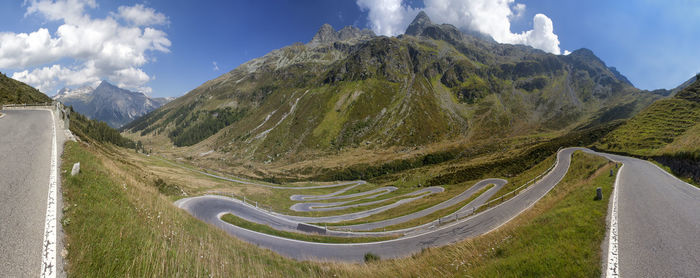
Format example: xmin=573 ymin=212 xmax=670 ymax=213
xmin=0 ymin=109 xmax=53 ymax=276
xmin=289 ymin=186 xmax=444 ymax=212
xmin=583 ymin=150 xmax=700 ymax=277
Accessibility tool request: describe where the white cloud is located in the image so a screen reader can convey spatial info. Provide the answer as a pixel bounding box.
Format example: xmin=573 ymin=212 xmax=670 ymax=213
xmin=511 ymin=3 xmax=526 ymax=19
xmin=212 ymin=61 xmax=219 ymax=71
xmin=114 ymin=4 xmax=169 ymax=26
xmin=356 ymin=0 xmax=419 ymax=37
xmin=508 ymin=13 xmax=561 ymax=54
xmin=1 ymin=0 xmax=170 ymax=94
xmin=356 ymin=0 xmax=563 ymax=54
xmin=25 ymin=0 xmax=96 ymax=24
xmin=12 ymin=64 xmax=100 ymax=93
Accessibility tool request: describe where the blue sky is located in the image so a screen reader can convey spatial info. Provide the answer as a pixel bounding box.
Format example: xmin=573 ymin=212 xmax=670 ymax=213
xmin=0 ymin=0 xmax=698 ymax=97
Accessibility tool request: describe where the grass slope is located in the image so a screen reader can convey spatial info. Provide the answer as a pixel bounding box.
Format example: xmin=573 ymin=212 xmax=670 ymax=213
xmin=61 ymin=138 xmax=613 ymax=277
xmin=0 ymin=72 xmax=52 ymax=106
xmin=220 ymin=214 xmax=397 ymax=243
xmin=596 ymin=98 xmax=700 ymax=156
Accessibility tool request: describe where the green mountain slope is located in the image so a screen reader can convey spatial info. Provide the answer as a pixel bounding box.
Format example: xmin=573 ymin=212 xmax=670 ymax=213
xmin=596 ymin=75 xmax=700 ymax=156
xmin=0 ymin=72 xmax=52 ymax=106
xmin=124 ymin=13 xmax=658 ymax=169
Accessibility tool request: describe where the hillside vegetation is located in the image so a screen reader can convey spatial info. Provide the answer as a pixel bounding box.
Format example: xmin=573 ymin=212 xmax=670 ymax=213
xmin=68 ymin=106 xmax=137 ymax=149
xmin=0 ymin=72 xmax=52 ymax=105
xmin=123 ymin=13 xmax=657 ymax=178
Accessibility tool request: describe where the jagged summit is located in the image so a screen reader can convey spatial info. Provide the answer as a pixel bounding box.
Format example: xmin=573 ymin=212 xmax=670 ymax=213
xmin=310 ymin=24 xmax=336 ymax=45
xmin=402 ymin=11 xmax=465 ymax=44
xmin=405 ymin=11 xmax=432 ymax=36
xmin=309 ymin=24 xmax=374 ymax=46
xmin=95 ymin=80 xmax=122 ymax=92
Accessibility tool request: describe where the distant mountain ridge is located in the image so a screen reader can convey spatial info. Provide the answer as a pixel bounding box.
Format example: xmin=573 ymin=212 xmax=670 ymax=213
xmin=54 ymin=80 xmax=172 ymax=128
xmin=125 ymin=12 xmax=659 ymax=166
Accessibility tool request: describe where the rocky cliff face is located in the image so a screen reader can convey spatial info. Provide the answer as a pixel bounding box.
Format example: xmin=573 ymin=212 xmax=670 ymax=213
xmin=124 ymin=12 xmax=658 ymax=164
xmin=54 ymin=81 xmax=172 ymax=128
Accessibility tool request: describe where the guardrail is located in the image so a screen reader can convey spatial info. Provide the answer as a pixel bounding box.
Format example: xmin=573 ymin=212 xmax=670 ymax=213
xmin=207 ymin=191 xmax=276 ymax=213
xmin=424 ymin=147 xmax=562 ymax=230
xmin=2 ymin=102 xmax=54 ymax=108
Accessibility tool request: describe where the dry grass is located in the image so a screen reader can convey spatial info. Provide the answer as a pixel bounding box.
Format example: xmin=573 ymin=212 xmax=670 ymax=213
xmin=658 ymin=122 xmax=700 ymax=155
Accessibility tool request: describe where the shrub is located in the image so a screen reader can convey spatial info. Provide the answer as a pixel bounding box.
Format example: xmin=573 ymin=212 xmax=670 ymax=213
xmin=364 ymin=252 xmax=380 ymax=262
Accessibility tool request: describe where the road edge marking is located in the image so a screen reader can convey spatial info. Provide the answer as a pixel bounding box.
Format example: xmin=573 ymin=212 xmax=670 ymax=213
xmin=40 ymin=110 xmax=58 ymax=278
xmin=606 ymin=164 xmax=622 ymax=278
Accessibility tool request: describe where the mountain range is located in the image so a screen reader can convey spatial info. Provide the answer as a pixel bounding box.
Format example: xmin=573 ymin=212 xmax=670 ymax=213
xmin=124 ymin=12 xmax=661 ymax=172
xmin=54 ymin=80 xmax=172 ymax=128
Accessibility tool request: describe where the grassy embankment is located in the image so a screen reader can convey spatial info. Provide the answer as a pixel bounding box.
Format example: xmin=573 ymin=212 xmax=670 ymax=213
xmin=220 ymin=214 xmax=397 ymax=243
xmin=61 ymin=139 xmax=614 ymax=277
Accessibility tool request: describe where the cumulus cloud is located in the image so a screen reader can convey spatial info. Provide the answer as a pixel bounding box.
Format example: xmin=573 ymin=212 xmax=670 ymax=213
xmin=25 ymin=0 xmax=96 ymax=23
xmin=212 ymin=61 xmax=219 ymax=71
xmin=510 ymin=3 xmax=526 ymax=19
xmin=356 ymin=0 xmax=419 ymax=38
xmin=356 ymin=0 xmax=563 ymax=55
xmin=0 ymin=0 xmax=170 ymax=94
xmin=114 ymin=4 xmax=169 ymax=26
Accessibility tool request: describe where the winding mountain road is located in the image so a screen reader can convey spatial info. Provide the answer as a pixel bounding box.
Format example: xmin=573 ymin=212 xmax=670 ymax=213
xmin=177 ymin=148 xmax=573 ymax=261
xmin=178 ymin=147 xmax=700 ymax=277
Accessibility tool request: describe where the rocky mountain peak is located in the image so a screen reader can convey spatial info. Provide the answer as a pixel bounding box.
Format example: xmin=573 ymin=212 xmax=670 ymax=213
xmin=54 ymin=85 xmax=94 ymax=99
xmin=403 ymin=11 xmax=464 ymax=43
xmin=310 ymin=24 xmax=339 ymax=45
xmin=405 ymin=11 xmax=432 ymax=36
xmin=338 ymin=26 xmax=374 ymax=40
xmin=309 ymin=24 xmax=375 ymax=46
xmin=96 ymin=80 xmax=118 ymax=90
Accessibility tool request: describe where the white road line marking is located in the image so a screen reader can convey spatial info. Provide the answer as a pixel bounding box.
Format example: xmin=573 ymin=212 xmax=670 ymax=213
xmin=41 ymin=110 xmax=58 ymax=278
xmin=606 ymin=164 xmax=622 ymax=278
